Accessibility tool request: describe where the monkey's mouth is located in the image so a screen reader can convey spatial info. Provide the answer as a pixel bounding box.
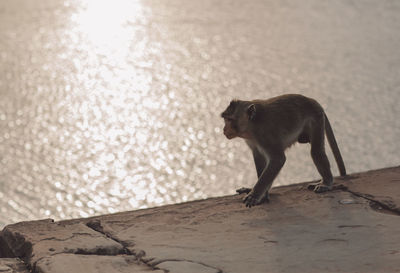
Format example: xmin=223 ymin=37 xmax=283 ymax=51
xmin=224 ymin=132 xmax=236 ymax=139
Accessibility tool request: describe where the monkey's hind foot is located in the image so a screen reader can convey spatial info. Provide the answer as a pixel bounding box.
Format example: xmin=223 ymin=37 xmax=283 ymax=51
xmin=307 ymin=182 xmax=332 ymax=193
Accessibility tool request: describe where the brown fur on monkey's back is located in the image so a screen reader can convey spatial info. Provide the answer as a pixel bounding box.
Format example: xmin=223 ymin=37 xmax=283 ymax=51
xmin=252 ymin=94 xmax=324 ymax=120
xmin=253 ymin=94 xmax=323 ymax=114
xmin=250 ymin=94 xmax=324 ymax=141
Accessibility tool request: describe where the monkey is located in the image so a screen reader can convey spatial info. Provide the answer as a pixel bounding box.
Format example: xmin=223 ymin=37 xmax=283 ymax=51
xmin=220 ymin=94 xmax=346 ymax=208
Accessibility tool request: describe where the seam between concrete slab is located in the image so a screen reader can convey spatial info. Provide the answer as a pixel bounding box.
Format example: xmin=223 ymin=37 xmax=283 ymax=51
xmin=85 ymin=220 xmax=135 ymax=253
xmin=37 ymin=232 xmax=97 ymax=243
xmin=85 ymin=220 xmax=164 ymax=272
xmin=30 ymin=244 xmax=128 ymax=273
xmin=33 ymin=254 xmax=56 ymax=271
xmin=339 ymin=186 xmax=400 ymax=216
xmin=150 ymin=258 xmax=224 ymax=273
xmin=84 ymin=220 xmax=224 ymax=272
xmin=85 ymin=218 xmax=226 ymax=273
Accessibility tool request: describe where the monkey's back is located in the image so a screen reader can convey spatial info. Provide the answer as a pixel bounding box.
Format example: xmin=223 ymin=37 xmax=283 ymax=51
xmin=253 ymin=94 xmax=323 ymax=119
xmin=250 ymin=94 xmax=324 ymax=146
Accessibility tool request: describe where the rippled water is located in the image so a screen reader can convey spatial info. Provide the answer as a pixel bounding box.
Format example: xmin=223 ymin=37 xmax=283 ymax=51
xmin=1 ymin=0 xmax=399 ymax=228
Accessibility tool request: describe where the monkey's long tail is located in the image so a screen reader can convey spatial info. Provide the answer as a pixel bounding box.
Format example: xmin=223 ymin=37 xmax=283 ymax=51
xmin=324 ymin=113 xmax=347 ymax=176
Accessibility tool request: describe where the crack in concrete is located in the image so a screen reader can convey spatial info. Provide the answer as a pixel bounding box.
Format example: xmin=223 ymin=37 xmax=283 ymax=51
xmin=30 ymin=242 xmax=127 ymax=273
xmin=86 ymin=220 xmax=134 ymax=251
xmin=84 ymin=220 xmax=223 ymax=273
xmin=337 ymin=225 xmax=367 ymax=228
xmin=339 ymin=185 xmax=400 ymax=216
xmin=150 ymin=258 xmax=223 ymax=273
xmin=37 ymin=232 xmax=96 ymax=243
xmin=32 ymin=255 xmax=52 ymax=272
xmin=85 ymin=220 xmax=163 ymax=271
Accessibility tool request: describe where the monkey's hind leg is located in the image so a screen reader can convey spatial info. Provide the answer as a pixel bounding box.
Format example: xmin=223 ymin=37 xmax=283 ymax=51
xmin=307 ymin=115 xmax=333 ymax=193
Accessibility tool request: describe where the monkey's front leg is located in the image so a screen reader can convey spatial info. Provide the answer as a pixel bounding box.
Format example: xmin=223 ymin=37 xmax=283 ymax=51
xmin=236 ymin=148 xmax=267 ymax=197
xmin=244 ymin=154 xmax=286 ymax=208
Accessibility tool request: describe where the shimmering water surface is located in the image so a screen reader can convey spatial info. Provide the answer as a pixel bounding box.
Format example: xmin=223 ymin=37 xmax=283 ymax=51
xmin=1 ymin=0 xmax=399 ymax=227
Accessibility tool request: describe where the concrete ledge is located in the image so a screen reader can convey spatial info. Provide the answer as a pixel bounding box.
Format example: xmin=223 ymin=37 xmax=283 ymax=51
xmin=1 ymin=166 xmax=399 ymax=273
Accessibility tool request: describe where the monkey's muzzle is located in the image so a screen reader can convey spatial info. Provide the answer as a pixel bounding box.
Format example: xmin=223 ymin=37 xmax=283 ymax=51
xmin=223 ymin=128 xmax=236 ymax=139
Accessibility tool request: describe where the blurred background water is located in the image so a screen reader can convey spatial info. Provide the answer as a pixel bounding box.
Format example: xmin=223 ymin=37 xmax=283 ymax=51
xmin=0 ymin=0 xmax=399 ymax=228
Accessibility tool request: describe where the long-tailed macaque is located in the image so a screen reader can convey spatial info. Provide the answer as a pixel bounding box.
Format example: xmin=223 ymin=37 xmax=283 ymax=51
xmin=221 ymin=94 xmax=346 ymax=207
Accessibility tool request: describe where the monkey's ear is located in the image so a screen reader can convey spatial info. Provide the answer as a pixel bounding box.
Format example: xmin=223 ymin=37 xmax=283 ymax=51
xmin=247 ymin=104 xmax=257 ymax=121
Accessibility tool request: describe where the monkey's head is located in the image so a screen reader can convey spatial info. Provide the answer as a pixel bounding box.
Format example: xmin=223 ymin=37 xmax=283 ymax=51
xmin=220 ymin=100 xmax=256 ymax=139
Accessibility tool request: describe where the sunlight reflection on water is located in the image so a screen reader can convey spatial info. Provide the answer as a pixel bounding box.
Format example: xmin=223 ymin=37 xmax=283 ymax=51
xmin=0 ymin=0 xmax=399 ymax=227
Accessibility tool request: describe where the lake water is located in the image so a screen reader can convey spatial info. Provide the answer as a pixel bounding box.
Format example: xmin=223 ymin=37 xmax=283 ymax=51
xmin=1 ymin=0 xmax=399 ymax=228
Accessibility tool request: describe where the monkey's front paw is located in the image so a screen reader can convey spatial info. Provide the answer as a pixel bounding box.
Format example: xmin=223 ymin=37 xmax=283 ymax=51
xmin=243 ymin=193 xmax=258 ymax=208
xmin=243 ymin=191 xmax=268 ymax=208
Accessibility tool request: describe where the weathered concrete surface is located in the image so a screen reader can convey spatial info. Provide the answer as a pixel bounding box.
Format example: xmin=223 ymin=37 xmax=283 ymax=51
xmin=0 ymin=258 xmax=29 ymax=273
xmin=1 ymin=166 xmax=399 ymax=273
